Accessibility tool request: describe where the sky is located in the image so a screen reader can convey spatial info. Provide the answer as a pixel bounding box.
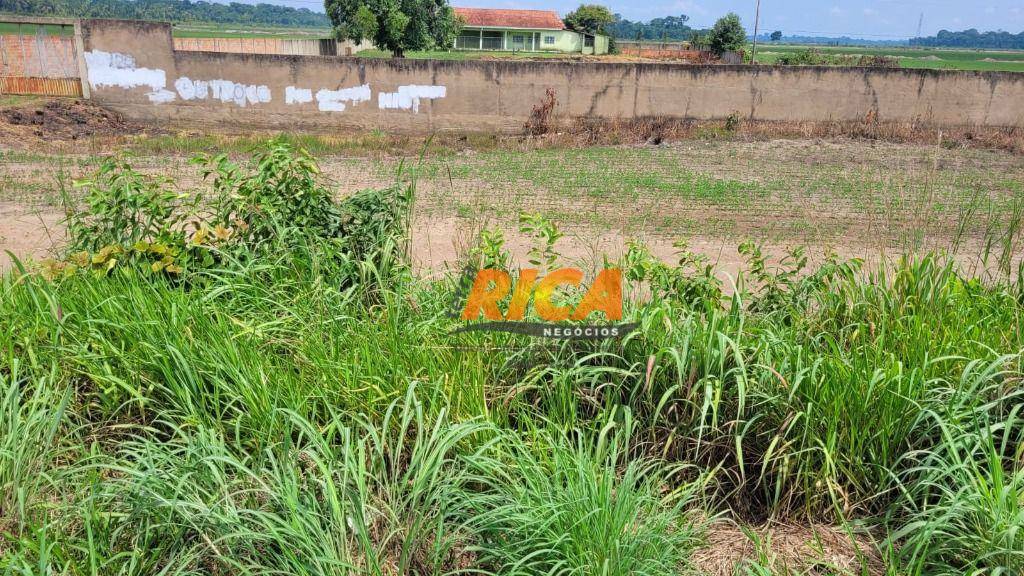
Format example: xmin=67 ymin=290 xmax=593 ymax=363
xmin=455 ymin=1 xmax=1024 ymax=38
xmin=267 ymin=0 xmax=1024 ymax=39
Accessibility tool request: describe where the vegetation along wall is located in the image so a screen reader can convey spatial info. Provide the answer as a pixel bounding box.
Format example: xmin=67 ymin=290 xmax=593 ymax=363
xmin=80 ymin=19 xmax=1024 ymax=131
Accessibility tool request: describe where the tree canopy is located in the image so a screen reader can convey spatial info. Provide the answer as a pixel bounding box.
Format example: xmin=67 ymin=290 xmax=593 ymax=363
xmin=606 ymin=14 xmax=692 ymax=40
xmin=326 ymin=0 xmax=459 ymax=57
xmin=708 ymin=12 xmax=746 ymax=55
xmin=911 ymin=28 xmax=1024 ymax=49
xmin=0 ymin=0 xmax=331 ymax=27
xmin=563 ymin=4 xmax=615 ymax=36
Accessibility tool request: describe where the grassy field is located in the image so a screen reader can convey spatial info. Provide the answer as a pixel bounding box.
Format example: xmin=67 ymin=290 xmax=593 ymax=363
xmin=0 ymin=135 xmax=1022 ymax=575
xmin=753 ymin=43 xmax=1024 ymax=72
xmin=0 ymin=22 xmax=73 ymax=35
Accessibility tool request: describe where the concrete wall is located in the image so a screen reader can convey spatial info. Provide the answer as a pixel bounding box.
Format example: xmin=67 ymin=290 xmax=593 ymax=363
xmin=79 ymin=19 xmax=1024 ymax=132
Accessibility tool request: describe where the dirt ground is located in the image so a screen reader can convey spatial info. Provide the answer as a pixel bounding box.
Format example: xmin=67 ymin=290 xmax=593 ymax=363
xmin=0 ymin=98 xmax=155 ymax=146
xmin=1 ymin=97 xmax=1022 ymax=282
xmin=0 ymin=201 xmax=64 ymax=268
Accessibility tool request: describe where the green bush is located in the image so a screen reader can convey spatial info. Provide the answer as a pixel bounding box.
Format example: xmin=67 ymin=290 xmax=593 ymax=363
xmin=708 ymin=13 xmax=746 ymax=56
xmin=56 ymin=138 xmax=411 ymax=281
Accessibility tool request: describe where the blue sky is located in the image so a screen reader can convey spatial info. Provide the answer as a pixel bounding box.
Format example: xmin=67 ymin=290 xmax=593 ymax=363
xmin=268 ymin=1 xmax=1024 ymax=38
xmin=466 ymin=1 xmax=1024 ymax=38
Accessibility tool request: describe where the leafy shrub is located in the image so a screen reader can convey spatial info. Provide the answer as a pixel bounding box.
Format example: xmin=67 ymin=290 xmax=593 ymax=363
xmin=200 ymin=142 xmax=343 ymax=247
xmin=708 ymin=13 xmax=746 ymax=56
xmin=776 ymin=48 xmax=899 ymax=68
xmin=66 ymin=156 xmax=194 ymax=252
xmin=57 ymin=139 xmax=412 ymax=280
xmin=623 ymin=239 xmax=722 ymax=309
xmin=519 ymin=212 xmax=563 ymax=269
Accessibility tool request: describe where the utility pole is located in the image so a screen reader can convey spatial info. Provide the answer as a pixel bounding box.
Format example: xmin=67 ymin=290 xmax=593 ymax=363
xmin=916 ymin=13 xmax=924 ymax=38
xmin=751 ymin=0 xmax=762 ymax=64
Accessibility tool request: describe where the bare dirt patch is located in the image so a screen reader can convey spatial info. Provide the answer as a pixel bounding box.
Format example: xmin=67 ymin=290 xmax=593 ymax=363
xmin=0 ymin=98 xmax=151 ymax=147
xmin=0 ymin=201 xmax=64 ymax=268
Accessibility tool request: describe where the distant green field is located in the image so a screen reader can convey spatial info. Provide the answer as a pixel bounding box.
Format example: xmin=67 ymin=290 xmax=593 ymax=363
xmin=0 ymin=22 xmax=73 ymax=36
xmin=754 ymin=43 xmax=1024 ymax=72
xmin=0 ymin=20 xmax=329 ymax=39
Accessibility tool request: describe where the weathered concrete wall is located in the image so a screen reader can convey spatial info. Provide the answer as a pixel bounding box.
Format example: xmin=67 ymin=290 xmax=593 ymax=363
xmin=80 ymin=19 xmax=1024 ymax=132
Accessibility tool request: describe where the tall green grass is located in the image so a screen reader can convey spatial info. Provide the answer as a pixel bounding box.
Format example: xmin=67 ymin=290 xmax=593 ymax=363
xmin=1 ymin=141 xmax=1021 ymax=574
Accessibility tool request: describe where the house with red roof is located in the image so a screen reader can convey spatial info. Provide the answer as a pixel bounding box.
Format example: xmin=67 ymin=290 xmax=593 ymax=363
xmin=453 ymin=7 xmax=609 ymax=55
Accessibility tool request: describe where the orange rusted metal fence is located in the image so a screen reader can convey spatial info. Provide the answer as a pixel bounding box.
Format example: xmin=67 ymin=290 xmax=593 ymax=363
xmin=0 ymin=76 xmax=82 ymax=96
xmin=617 ymin=41 xmax=711 ymax=61
xmin=0 ymin=20 xmax=85 ymax=97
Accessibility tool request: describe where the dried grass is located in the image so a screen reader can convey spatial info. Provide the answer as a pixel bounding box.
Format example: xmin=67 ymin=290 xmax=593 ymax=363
xmin=693 ymin=520 xmax=888 ymax=576
xmin=538 ymin=115 xmax=1024 ymax=155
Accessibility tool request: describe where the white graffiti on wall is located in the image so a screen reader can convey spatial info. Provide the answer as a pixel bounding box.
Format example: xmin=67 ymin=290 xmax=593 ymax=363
xmin=83 ymin=50 xmax=170 ymax=104
xmin=285 ymin=86 xmax=314 ymax=105
xmin=175 ymin=77 xmax=272 ymax=107
xmin=378 ymin=85 xmax=447 ymax=113
xmin=83 ymin=51 xmax=447 ymax=114
xmin=315 ymin=84 xmax=371 ymax=112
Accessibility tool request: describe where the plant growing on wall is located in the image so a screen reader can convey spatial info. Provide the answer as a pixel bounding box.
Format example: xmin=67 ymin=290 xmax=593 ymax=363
xmin=326 ymin=0 xmax=461 ymax=57
xmin=708 ymin=12 xmax=746 ymax=56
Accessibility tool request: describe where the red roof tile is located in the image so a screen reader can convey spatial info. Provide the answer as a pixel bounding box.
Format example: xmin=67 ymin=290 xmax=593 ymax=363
xmin=454 ymin=7 xmax=566 ymax=30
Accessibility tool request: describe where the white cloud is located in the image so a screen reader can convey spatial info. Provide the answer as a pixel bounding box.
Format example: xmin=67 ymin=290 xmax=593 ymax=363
xmin=829 ymin=6 xmax=843 ymax=17
xmin=863 ymin=8 xmax=878 ymax=17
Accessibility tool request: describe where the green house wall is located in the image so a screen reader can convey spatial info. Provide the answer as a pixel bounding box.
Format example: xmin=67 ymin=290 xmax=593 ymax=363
xmin=456 ymin=27 xmax=609 ymax=55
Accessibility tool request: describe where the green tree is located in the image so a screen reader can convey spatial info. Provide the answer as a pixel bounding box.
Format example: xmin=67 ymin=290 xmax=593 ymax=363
xmin=325 ymin=0 xmax=460 ymax=57
xmin=707 ymin=12 xmax=746 ymax=56
xmin=563 ymin=4 xmax=615 ymax=35
xmin=770 ymin=30 xmax=782 ymax=42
